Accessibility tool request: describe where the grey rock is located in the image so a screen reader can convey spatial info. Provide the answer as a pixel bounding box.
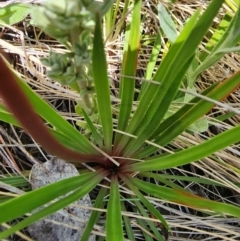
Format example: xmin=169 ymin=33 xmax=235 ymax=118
xmin=28 ymin=158 xmax=95 ymax=241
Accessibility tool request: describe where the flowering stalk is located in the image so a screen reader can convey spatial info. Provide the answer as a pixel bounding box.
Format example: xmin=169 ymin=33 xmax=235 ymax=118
xmin=31 ymin=0 xmax=98 ymax=115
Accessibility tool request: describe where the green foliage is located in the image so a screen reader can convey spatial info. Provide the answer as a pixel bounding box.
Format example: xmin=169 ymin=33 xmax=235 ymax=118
xmin=0 ymin=3 xmax=30 ymax=25
xmin=0 ymin=0 xmax=240 ymax=240
xmin=158 ymin=3 xmax=178 ymax=43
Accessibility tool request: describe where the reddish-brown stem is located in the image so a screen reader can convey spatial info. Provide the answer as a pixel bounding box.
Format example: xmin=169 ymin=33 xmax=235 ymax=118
xmin=0 ymin=54 xmax=106 ymax=164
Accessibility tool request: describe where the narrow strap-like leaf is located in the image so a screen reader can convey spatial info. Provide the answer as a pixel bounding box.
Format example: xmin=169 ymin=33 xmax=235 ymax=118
xmin=0 ymin=171 xmax=105 ymax=239
xmin=132 ymin=206 xmax=154 ymax=241
xmin=113 ymin=0 xmax=142 ymax=150
xmin=139 ymin=172 xmax=187 ymax=192
xmin=194 ymin=7 xmax=240 ymax=77
xmin=129 ymin=177 xmax=240 ymax=218
xmin=81 ymin=183 xmax=109 ymax=241
xmin=0 ymin=103 xmax=92 ymax=155
xmin=121 ymin=202 xmax=136 ymax=241
xmin=134 ymin=200 xmax=165 ymax=241
xmin=122 ymin=57 xmax=194 ymax=156
xmin=135 ymin=71 xmax=240 ymax=158
xmin=158 ymin=3 xmax=178 ymax=43
xmin=138 ymin=33 xmax=161 ymax=100
xmin=92 ymin=13 xmax=113 ymax=152
xmin=0 ymin=170 xmax=106 ymax=224
xmin=0 ymin=55 xmax=103 ymax=163
xmin=126 ymin=124 xmax=240 ymax=173
xmin=0 ymin=103 xmax=20 ymax=126
xmin=140 ymin=172 xmax=226 ymax=188
xmin=118 ymin=0 xmax=225 ymax=156
xmin=106 ymin=175 xmax=124 ymax=241
xmin=82 ymin=109 xmax=104 ymax=149
xmin=116 ymin=9 xmax=200 ymax=155
xmin=122 ymin=175 xmax=169 ymax=240
xmin=18 ymin=75 xmax=98 ymax=154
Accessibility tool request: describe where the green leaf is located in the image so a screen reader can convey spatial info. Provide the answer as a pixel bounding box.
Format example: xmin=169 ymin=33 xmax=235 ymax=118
xmin=92 ymin=13 xmax=113 ymax=152
xmin=139 ymin=172 xmax=188 ymax=192
xmin=0 ymin=103 xmax=20 ymax=126
xmin=122 ymin=176 xmax=169 ymax=238
xmin=0 ymin=57 xmax=103 ymax=163
xmin=123 ymin=57 xmax=194 ymax=156
xmin=105 ymin=0 xmax=131 ymax=42
xmin=135 ymin=69 xmax=240 ymax=158
xmin=158 ymin=3 xmax=178 ymax=43
xmin=187 ymin=117 xmax=208 ymax=133
xmin=138 ymin=33 xmax=161 ymax=99
xmin=0 ymin=171 xmax=105 ymax=239
xmin=82 ymin=109 xmax=104 ymax=149
xmin=0 ymin=171 xmax=104 ymax=224
xmin=106 ymin=175 xmax=123 ymax=241
xmin=81 ymin=183 xmax=109 ymax=241
xmin=129 ymin=177 xmax=240 ymax=218
xmin=114 ymin=0 xmax=142 ymax=148
xmin=49 ymin=129 xmax=87 ymax=153
xmin=122 ymin=0 xmax=225 ymax=157
xmin=0 ymin=176 xmax=29 ymax=188
xmin=0 ymin=3 xmax=30 ymax=25
xmin=121 ymin=202 xmax=136 ymax=241
xmin=194 ymin=6 xmax=240 ymax=77
xmin=119 ymin=0 xmax=223 ymax=156
xmin=117 ymin=5 xmax=201 ymax=155
xmin=132 ymin=206 xmax=154 ymax=241
xmin=225 ymin=0 xmax=239 ymax=11
xmin=200 ymin=13 xmax=232 ymax=61
xmin=14 ymin=69 xmax=97 ymax=154
xmin=140 ymin=172 xmax=227 ymax=188
xmin=128 ymin=124 xmax=240 ymax=173
xmin=134 ymin=200 xmax=165 ymax=241
xmin=0 ymin=104 xmax=88 ymax=154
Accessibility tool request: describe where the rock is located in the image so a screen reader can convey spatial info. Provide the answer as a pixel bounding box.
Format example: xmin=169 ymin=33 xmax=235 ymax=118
xmin=28 ymin=158 xmax=95 ymax=241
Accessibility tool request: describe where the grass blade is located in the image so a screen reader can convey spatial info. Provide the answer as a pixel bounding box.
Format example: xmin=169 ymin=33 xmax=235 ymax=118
xmin=0 ymin=104 xmax=20 ymax=126
xmin=140 ymin=172 xmax=225 ymax=188
xmin=121 ymin=0 xmax=224 ymax=156
xmin=134 ymin=200 xmax=165 ymax=241
xmin=123 ymin=57 xmax=194 ymax=156
xmin=139 ymin=172 xmax=188 ymax=192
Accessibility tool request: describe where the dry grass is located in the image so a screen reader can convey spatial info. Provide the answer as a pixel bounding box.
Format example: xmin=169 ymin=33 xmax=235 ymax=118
xmin=0 ymin=0 xmax=240 ymax=240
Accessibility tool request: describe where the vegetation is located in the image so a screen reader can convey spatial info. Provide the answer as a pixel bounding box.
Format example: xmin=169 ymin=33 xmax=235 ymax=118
xmin=0 ymin=0 xmax=240 ymax=240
